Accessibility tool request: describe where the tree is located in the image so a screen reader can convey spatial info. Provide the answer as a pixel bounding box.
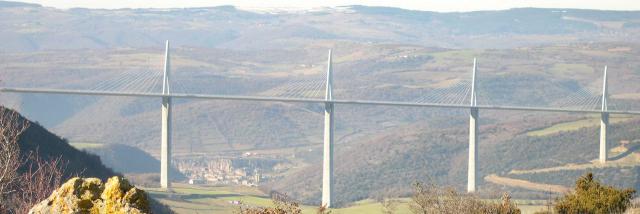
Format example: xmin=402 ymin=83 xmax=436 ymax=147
xmin=555 ymin=172 xmax=636 ymax=214
xmin=381 ymin=198 xmax=399 ymax=214
xmin=0 ymin=109 xmax=29 ymax=209
xmin=10 ymin=152 xmax=65 ymax=213
xmin=0 ymin=107 xmax=66 ymax=213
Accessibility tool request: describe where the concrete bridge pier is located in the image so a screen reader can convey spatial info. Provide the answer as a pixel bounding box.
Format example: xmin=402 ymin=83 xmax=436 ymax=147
xmin=600 ymin=112 xmax=608 ymax=163
xmin=322 ymin=50 xmax=334 ymax=207
xmin=322 ymin=50 xmax=334 ymax=208
xmin=161 ymin=40 xmax=172 ymax=189
xmin=468 ymin=107 xmax=478 ymax=192
xmin=599 ymin=66 xmax=608 ymax=164
xmin=467 ymin=58 xmax=478 ymax=193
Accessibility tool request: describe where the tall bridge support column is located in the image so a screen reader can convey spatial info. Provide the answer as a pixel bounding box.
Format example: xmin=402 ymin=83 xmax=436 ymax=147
xmin=161 ymin=41 xmax=172 ymax=189
xmin=322 ymin=50 xmax=334 ymax=208
xmin=600 ymin=112 xmax=608 ymax=163
xmin=599 ymin=66 xmax=608 ymax=164
xmin=467 ymin=58 xmax=478 ymax=193
xmin=468 ymin=107 xmax=478 ymax=192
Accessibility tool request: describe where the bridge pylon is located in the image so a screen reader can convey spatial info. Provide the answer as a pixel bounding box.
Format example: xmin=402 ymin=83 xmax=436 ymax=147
xmin=599 ymin=66 xmax=608 ymax=164
xmin=468 ymin=58 xmax=478 ymax=193
xmin=161 ymin=40 xmax=172 ymax=190
xmin=322 ymin=49 xmax=334 ymax=208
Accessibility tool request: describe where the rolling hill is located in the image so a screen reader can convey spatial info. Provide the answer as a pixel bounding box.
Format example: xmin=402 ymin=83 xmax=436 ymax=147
xmin=269 ymin=115 xmax=640 ymax=206
xmin=1 ymin=1 xmax=640 ymax=208
xmin=1 ymin=2 xmax=640 ymax=51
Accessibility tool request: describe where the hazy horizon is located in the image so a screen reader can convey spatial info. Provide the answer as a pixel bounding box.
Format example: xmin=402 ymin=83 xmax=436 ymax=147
xmin=11 ymin=0 xmax=640 ymax=12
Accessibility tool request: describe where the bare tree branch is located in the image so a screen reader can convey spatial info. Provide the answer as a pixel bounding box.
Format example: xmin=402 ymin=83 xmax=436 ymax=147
xmin=0 ymin=108 xmax=29 ymax=207
xmin=11 ymin=151 xmax=66 ymax=213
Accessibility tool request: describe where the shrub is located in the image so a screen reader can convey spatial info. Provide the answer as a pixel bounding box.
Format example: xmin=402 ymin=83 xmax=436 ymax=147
xmin=555 ymin=172 xmax=636 ymax=214
xmin=236 ymin=195 xmax=331 ymax=214
xmin=409 ymin=182 xmax=520 ymax=214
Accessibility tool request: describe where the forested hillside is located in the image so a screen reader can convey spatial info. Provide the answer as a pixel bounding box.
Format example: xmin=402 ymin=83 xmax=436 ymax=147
xmin=269 ymin=118 xmax=640 ymax=206
xmin=3 ymin=106 xmax=119 ymax=179
xmin=1 ymin=106 xmax=174 ymax=213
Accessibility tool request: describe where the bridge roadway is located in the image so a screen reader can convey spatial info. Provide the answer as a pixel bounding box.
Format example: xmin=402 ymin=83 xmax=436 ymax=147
xmin=1 ymin=86 xmax=638 ymax=115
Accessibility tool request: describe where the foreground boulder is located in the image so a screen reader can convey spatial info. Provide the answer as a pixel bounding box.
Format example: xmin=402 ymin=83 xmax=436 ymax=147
xmin=29 ymin=176 xmax=150 ymax=214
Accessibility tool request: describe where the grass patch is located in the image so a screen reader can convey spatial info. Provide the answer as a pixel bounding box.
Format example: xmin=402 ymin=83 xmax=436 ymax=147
xmin=141 ymin=183 xmax=420 ymax=214
xmin=428 ymin=50 xmax=480 ymax=62
xmin=69 ymin=142 xmax=104 ymax=149
xmin=527 ymin=116 xmax=633 ymax=137
xmin=144 ymin=184 xmax=543 ymax=213
xmin=331 ymin=199 xmax=413 ymax=214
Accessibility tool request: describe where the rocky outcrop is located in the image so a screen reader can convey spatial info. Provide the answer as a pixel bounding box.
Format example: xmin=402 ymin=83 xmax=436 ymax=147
xmin=29 ymin=176 xmax=150 ymax=214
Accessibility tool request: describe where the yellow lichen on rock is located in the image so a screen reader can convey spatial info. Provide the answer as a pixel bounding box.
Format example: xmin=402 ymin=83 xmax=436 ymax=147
xmin=28 ymin=176 xmax=150 ymax=214
xmin=101 ymin=176 xmax=150 ymax=214
xmin=124 ymin=187 xmax=150 ymax=212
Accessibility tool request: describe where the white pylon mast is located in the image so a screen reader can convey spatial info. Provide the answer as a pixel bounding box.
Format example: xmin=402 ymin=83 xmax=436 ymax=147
xmin=161 ymin=40 xmax=172 ymax=189
xmin=599 ymin=66 xmax=608 ymax=163
xmin=468 ymin=58 xmax=478 ymax=192
xmin=322 ymin=49 xmax=334 ymax=208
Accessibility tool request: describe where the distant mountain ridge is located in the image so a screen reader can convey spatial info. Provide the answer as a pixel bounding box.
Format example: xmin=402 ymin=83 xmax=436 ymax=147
xmin=0 ymin=1 xmax=39 ymax=8
xmin=1 ymin=2 xmax=640 ymax=51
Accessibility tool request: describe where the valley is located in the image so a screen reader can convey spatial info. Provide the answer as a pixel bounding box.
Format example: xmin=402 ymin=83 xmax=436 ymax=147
xmin=1 ymin=2 xmax=640 ymax=212
xmin=8 ymin=42 xmax=640 ymax=207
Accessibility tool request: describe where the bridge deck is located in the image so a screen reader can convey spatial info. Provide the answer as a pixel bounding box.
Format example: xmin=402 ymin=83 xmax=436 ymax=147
xmin=3 ymin=87 xmax=640 ymax=115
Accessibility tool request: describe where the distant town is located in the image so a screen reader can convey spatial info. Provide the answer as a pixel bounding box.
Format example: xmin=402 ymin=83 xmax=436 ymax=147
xmin=175 ymin=154 xmax=286 ymax=187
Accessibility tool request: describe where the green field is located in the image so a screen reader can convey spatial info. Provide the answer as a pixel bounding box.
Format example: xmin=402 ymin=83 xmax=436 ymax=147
xmin=526 ymin=115 xmax=633 ymax=137
xmin=427 ymin=50 xmax=480 ymax=62
xmin=142 ymin=184 xmax=548 ymax=214
xmin=142 ymin=183 xmax=417 ymax=214
xmin=144 ymin=184 xmax=271 ymax=213
xmin=69 ymin=142 xmax=105 ymax=149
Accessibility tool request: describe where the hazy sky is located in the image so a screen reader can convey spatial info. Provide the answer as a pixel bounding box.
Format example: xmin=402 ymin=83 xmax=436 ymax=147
xmin=15 ymin=0 xmax=640 ymax=12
